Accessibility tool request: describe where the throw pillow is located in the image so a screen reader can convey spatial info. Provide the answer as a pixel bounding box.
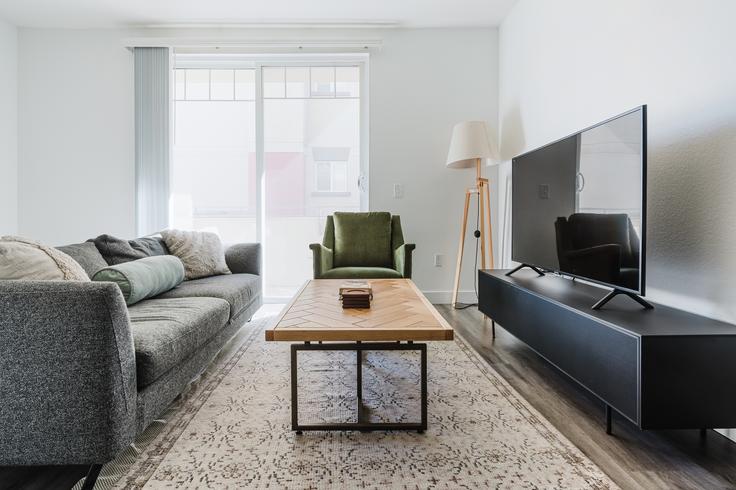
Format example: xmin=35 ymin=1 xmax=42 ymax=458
xmin=333 ymin=212 xmax=393 ymax=268
xmin=56 ymin=242 xmax=109 ymax=278
xmin=160 ymin=229 xmax=231 ymax=280
xmin=92 ymin=234 xmax=170 ymax=265
xmin=0 ymin=236 xmax=90 ymax=281
xmin=93 ymin=255 xmax=185 ymax=305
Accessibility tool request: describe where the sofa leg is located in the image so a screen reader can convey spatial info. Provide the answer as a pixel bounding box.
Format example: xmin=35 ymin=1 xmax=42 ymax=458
xmin=81 ymin=464 xmax=103 ymax=490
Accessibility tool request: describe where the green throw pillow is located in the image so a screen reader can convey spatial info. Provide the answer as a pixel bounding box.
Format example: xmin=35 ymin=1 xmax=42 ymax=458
xmin=93 ymin=255 xmax=185 ymax=305
xmin=333 ymin=212 xmax=392 ymax=268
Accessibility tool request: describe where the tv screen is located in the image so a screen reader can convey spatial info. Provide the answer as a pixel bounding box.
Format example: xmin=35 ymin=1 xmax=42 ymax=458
xmin=511 ymin=106 xmax=646 ymax=294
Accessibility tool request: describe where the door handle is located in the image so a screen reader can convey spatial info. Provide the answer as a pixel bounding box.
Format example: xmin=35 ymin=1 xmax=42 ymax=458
xmin=576 ymin=172 xmax=585 ymax=193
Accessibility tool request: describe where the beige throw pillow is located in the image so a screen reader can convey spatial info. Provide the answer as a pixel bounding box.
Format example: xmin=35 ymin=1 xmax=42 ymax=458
xmin=161 ymin=229 xmax=231 ymax=280
xmin=0 ymin=236 xmax=90 ymax=281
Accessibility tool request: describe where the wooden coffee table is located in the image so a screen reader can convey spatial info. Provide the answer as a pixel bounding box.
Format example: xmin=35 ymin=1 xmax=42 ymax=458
xmin=265 ymin=278 xmax=454 ymax=433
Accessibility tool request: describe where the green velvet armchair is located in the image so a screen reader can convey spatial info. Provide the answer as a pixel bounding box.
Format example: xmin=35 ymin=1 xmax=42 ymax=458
xmin=310 ymin=212 xmax=416 ymax=279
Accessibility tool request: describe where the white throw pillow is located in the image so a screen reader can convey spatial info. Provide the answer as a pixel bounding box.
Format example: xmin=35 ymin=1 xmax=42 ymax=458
xmin=0 ymin=236 xmax=90 ymax=281
xmin=161 ymin=229 xmax=231 ymax=280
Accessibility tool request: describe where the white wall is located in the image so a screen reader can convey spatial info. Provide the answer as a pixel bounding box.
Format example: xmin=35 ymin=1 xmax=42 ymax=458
xmin=18 ymin=29 xmax=135 ymax=244
xmin=499 ymin=0 xmax=736 ymax=318
xmin=370 ymin=29 xmax=499 ymax=301
xmin=0 ymin=18 xmax=18 ymax=235
xmin=16 ymin=27 xmax=499 ymax=299
xmin=499 ymin=0 xmax=736 ymax=439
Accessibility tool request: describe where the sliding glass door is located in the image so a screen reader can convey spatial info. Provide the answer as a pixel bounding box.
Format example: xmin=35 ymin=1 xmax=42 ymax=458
xmin=171 ymin=55 xmax=368 ymax=299
xmin=171 ymin=67 xmax=257 ymax=243
xmin=263 ymin=65 xmax=362 ymax=297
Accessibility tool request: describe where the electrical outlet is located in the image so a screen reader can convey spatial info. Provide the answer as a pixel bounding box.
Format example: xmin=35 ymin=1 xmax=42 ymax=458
xmin=393 ymin=183 xmax=404 ymax=199
xmin=433 ymin=254 xmax=443 ymax=267
xmin=538 ymin=184 xmax=550 ymax=199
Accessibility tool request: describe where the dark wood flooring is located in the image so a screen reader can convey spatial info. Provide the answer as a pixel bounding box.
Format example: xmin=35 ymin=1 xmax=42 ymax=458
xmin=439 ymin=305 xmax=736 ymax=490
xmin=2 ymin=305 xmax=736 ymax=489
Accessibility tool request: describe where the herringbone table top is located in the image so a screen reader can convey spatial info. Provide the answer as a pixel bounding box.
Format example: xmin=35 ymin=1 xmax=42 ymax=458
xmin=265 ymin=279 xmax=454 ymax=342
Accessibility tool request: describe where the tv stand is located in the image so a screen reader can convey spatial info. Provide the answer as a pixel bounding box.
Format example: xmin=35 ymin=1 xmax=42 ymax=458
xmin=505 ymin=263 xmax=545 ymax=277
xmin=593 ymin=289 xmax=654 ymax=310
xmin=479 ymin=269 xmax=736 ymax=434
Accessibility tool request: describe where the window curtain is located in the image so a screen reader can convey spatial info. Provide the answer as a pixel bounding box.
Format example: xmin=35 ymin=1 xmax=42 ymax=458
xmin=134 ymin=47 xmax=170 ymax=236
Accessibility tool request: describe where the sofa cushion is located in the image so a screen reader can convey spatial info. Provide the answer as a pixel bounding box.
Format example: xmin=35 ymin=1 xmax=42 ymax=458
xmin=321 ymin=267 xmax=402 ymax=279
xmin=128 ymin=297 xmax=230 ymax=388
xmin=93 ymin=234 xmax=169 ymax=265
xmin=0 ymin=236 xmax=89 ymax=281
xmin=161 ymin=229 xmax=231 ymax=280
xmin=333 ymin=212 xmax=392 ymax=268
xmin=155 ymin=273 xmax=260 ymax=321
xmin=93 ymin=255 xmax=185 ymax=305
xmin=56 ymin=242 xmax=109 ymax=278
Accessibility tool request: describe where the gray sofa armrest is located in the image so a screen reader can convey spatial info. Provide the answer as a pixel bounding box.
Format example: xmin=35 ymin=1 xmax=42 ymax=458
xmin=0 ymin=281 xmax=137 ymax=465
xmin=225 ymin=243 xmax=262 ymax=275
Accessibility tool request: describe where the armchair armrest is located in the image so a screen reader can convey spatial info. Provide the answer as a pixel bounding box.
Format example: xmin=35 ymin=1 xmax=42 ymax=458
xmin=564 ymin=244 xmax=622 ymax=282
xmin=394 ymin=243 xmax=416 ymax=278
xmin=225 ymin=242 xmax=262 ymax=275
xmin=0 ymin=281 xmax=136 ymax=465
xmin=565 ymin=243 xmax=621 ymax=261
xmin=310 ymin=243 xmax=334 ymax=278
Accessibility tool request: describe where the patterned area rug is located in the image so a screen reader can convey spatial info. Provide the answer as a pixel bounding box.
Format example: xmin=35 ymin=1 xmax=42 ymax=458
xmin=86 ymin=314 xmax=617 ymax=489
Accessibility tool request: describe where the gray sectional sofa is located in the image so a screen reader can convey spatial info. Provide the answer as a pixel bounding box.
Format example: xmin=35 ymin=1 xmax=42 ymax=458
xmin=0 ymin=237 xmax=262 ymax=483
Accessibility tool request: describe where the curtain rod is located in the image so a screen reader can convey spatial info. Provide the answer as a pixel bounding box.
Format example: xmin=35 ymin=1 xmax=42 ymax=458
xmin=123 ymin=38 xmax=383 ymax=50
xmin=139 ymin=21 xmax=398 ymax=29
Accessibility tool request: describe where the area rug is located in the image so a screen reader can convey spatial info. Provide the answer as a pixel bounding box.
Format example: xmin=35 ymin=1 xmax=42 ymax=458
xmin=85 ymin=314 xmax=617 ymax=489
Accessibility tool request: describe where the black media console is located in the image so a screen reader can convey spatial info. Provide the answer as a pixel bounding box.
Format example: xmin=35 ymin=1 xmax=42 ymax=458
xmin=478 ymin=269 xmax=736 ymax=434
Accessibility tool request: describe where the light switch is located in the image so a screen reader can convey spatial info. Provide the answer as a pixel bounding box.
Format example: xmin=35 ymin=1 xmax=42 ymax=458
xmin=393 ymin=184 xmax=404 ymax=199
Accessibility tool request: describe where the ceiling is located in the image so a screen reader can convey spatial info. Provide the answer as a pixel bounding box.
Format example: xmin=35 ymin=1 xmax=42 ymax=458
xmin=0 ymin=0 xmax=518 ymax=29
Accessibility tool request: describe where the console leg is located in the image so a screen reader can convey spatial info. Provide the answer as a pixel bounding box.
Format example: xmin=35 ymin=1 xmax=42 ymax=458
xmin=491 ymin=320 xmax=496 ymax=339
xmin=357 ymin=348 xmax=366 ymax=426
xmin=700 ymin=428 xmax=707 ymax=439
xmin=81 ymin=464 xmax=103 ymax=490
xmin=605 ymin=405 xmax=612 ymax=435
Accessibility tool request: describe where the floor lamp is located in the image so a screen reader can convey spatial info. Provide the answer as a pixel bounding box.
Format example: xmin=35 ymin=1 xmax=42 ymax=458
xmin=446 ymin=121 xmax=498 ymax=308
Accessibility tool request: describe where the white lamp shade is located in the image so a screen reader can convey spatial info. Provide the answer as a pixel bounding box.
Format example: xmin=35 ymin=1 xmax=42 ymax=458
xmin=446 ymin=120 xmax=497 ymax=168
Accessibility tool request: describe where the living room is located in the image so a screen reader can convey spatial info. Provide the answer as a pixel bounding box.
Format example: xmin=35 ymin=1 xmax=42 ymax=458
xmin=1 ymin=1 xmax=735 ymax=489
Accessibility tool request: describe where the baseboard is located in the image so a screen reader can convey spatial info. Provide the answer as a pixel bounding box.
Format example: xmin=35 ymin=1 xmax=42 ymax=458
xmin=422 ymin=290 xmax=478 ymax=305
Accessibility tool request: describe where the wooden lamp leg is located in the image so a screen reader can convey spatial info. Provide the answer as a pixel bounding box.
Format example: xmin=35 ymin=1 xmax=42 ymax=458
xmin=452 ymin=190 xmax=472 ymax=307
xmin=476 ymin=178 xmax=494 ymax=270
xmin=483 ymin=180 xmax=494 ymax=269
xmin=452 ymin=157 xmax=496 ymax=307
xmin=478 ymin=182 xmax=487 ymax=270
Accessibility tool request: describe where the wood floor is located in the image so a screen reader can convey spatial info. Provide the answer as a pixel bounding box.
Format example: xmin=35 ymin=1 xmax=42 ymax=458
xmin=2 ymin=305 xmax=736 ymax=489
xmin=439 ymin=305 xmax=736 ymax=490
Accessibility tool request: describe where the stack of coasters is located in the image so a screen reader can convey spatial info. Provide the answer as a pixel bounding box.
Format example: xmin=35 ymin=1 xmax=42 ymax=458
xmin=339 ymin=281 xmax=373 ymax=309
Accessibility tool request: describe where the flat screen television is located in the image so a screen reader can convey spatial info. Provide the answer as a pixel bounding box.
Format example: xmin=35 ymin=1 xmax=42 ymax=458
xmin=511 ymin=105 xmax=647 ymax=298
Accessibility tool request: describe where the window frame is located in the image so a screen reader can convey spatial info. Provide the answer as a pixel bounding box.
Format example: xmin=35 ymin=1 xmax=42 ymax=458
xmin=313 ymin=160 xmax=350 ymax=195
xmin=172 ymin=51 xmax=370 ymax=241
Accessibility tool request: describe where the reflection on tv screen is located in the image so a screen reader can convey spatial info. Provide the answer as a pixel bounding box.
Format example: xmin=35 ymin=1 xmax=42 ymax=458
xmin=511 ymin=107 xmax=644 ymax=292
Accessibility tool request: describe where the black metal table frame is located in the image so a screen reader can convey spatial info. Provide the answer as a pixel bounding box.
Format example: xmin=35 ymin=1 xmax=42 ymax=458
xmin=290 ymin=341 xmax=428 ymax=433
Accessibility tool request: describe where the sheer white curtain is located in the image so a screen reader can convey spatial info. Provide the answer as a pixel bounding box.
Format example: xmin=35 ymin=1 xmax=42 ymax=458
xmin=135 ymin=47 xmax=170 ymax=236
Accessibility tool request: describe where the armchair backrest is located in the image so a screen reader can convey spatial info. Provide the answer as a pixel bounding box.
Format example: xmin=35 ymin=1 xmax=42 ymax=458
xmin=322 ymin=212 xmax=405 ymax=268
xmin=555 ymin=213 xmax=639 ymax=267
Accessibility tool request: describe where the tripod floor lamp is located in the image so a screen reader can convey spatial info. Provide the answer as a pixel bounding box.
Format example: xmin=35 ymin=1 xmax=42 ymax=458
xmin=446 ymin=121 xmax=498 ymax=308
